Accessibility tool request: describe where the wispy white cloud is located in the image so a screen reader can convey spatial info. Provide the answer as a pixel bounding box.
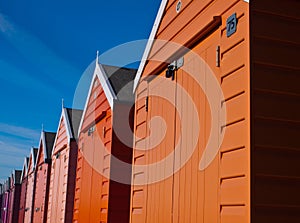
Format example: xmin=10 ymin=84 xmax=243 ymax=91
xmin=0 ymin=125 xmax=38 ymax=182
xmin=0 ymin=166 xmax=16 ymax=183
xmin=0 ymin=139 xmax=30 ymax=183
xmin=0 ymin=123 xmax=40 ymax=140
xmin=0 ymin=13 xmax=81 ymax=88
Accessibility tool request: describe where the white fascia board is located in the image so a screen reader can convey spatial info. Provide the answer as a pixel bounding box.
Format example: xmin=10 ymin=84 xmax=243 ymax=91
xmin=51 ymin=113 xmax=63 ymax=156
xmin=20 ymin=157 xmax=28 ymax=181
xmin=77 ymin=62 xmax=117 ymax=138
xmin=42 ymin=132 xmax=47 ymax=161
xmin=133 ymin=0 xmax=169 ymax=92
xmin=62 ymin=108 xmax=73 ymax=141
xmin=51 ymin=108 xmax=73 ymax=156
xmin=96 ymin=63 xmax=117 ymax=109
xmin=31 ymin=147 xmax=37 ymax=169
xmin=77 ymin=70 xmax=97 ymax=138
xmin=35 ymin=131 xmax=47 ymax=166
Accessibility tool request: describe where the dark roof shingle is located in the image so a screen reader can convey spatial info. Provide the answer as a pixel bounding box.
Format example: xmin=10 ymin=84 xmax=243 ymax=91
xmin=101 ymin=65 xmax=137 ymax=102
xmin=66 ymin=108 xmax=83 ymax=139
xmin=44 ymin=132 xmax=56 ymax=159
xmin=14 ymin=170 xmax=22 ymax=185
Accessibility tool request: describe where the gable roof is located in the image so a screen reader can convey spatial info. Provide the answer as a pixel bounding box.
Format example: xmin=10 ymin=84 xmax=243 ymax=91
xmin=44 ymin=132 xmax=56 ymax=158
xmin=29 ymin=147 xmax=38 ymax=172
xmin=65 ymin=108 xmax=83 ymax=139
xmin=33 ymin=147 xmax=38 ymax=162
xmin=5 ymin=177 xmax=11 ymax=191
xmin=13 ymin=170 xmax=22 ymax=185
xmin=102 ymin=65 xmax=136 ymax=102
xmin=52 ymin=107 xmax=83 ymax=153
xmin=36 ymin=131 xmax=56 ymax=164
xmin=78 ymin=57 xmax=137 ymax=137
xmin=20 ymin=157 xmax=29 ymax=181
xmin=133 ymin=0 xmax=168 ymax=91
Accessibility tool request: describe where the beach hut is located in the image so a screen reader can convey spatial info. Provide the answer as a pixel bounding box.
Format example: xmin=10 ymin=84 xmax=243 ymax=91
xmin=73 ymin=56 xmax=136 ymax=223
xmin=46 ymin=107 xmax=82 ymax=223
xmin=24 ymin=148 xmax=38 ymax=223
xmin=1 ymin=178 xmax=11 ymax=223
xmin=18 ymin=157 xmax=29 ymax=223
xmin=8 ymin=170 xmax=22 ymax=223
xmin=0 ymin=183 xmax=3 ymax=221
xmin=32 ymin=131 xmax=55 ymax=223
xmin=131 ymin=0 xmax=300 ymax=223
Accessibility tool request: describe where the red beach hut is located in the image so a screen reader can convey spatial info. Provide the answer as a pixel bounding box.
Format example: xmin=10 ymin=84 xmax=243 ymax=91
xmin=32 ymin=131 xmax=55 ymax=223
xmin=46 ymin=107 xmax=82 ymax=223
xmin=2 ymin=178 xmax=11 ymax=223
xmin=23 ymin=148 xmax=38 ymax=223
xmin=18 ymin=157 xmax=29 ymax=223
xmin=8 ymin=170 xmax=22 ymax=223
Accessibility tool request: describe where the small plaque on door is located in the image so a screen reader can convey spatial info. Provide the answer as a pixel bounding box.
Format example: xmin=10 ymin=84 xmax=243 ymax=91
xmin=226 ymin=13 xmax=237 ymax=37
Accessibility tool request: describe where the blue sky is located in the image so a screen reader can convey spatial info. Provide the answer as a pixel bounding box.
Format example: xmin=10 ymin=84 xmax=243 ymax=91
xmin=0 ymin=0 xmax=161 ymax=183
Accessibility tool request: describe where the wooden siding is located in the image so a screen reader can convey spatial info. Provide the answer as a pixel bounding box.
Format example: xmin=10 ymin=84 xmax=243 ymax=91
xmin=250 ymin=0 xmax=300 ymax=222
xmin=130 ymin=80 xmax=149 ymax=223
xmin=18 ymin=177 xmax=28 ymax=223
xmin=219 ymin=3 xmax=250 ymax=223
xmin=47 ymin=116 xmax=78 ymax=223
xmin=24 ymin=155 xmax=36 ymax=223
xmin=132 ymin=1 xmax=250 ymax=223
xmin=73 ymin=77 xmax=112 ymax=223
xmin=8 ymin=183 xmax=21 ymax=223
xmin=73 ymin=74 xmax=134 ymax=223
xmin=142 ymin=0 xmax=244 ymax=78
xmin=33 ymin=147 xmax=51 ymax=223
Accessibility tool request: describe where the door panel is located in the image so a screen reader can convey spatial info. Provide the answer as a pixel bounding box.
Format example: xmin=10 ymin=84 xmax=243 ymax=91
xmin=146 ymin=76 xmax=176 ymax=223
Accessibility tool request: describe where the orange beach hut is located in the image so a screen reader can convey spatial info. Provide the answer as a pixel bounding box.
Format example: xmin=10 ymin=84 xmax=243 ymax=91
xmin=130 ymin=0 xmax=300 ymax=223
xmin=73 ymin=57 xmax=136 ymax=223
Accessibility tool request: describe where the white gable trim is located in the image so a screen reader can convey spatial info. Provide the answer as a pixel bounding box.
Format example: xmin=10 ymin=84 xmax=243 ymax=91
xmin=97 ymin=63 xmax=117 ymax=108
xmin=30 ymin=147 xmax=37 ymax=170
xmin=77 ymin=61 xmax=117 ymax=138
xmin=63 ymin=108 xmax=73 ymax=139
xmin=35 ymin=131 xmax=47 ymax=166
xmin=133 ymin=0 xmax=169 ymax=92
xmin=51 ymin=108 xmax=73 ymax=156
xmin=77 ymin=70 xmax=96 ymax=138
xmin=20 ymin=157 xmax=29 ymax=181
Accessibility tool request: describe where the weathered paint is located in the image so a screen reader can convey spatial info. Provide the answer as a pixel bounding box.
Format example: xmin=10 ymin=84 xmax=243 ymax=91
xmin=32 ymin=132 xmax=55 ymax=223
xmin=24 ymin=148 xmax=38 ymax=223
xmin=18 ymin=158 xmax=29 ymax=223
xmin=47 ymin=108 xmax=82 ymax=223
xmin=73 ymin=63 xmax=135 ymax=223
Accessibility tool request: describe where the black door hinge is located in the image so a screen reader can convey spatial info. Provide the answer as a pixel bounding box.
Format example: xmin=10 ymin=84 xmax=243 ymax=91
xmin=145 ymin=96 xmax=149 ymax=112
xmin=216 ymin=45 xmax=220 ymax=67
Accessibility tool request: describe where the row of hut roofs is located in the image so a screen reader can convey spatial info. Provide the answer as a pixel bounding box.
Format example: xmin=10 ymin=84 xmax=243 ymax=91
xmin=1 ymin=0 xmax=299 ymax=223
xmin=0 ymin=57 xmax=137 ymax=223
